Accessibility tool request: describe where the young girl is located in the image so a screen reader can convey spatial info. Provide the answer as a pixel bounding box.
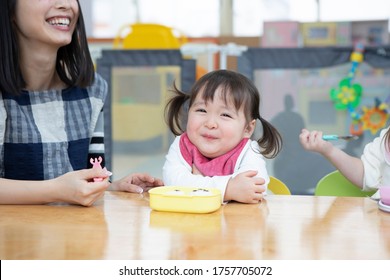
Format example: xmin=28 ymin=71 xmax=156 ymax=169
xmin=299 ymin=128 xmax=387 ymax=197
xmin=0 ymin=0 xmax=162 ymax=206
xmin=163 ymin=69 xmax=282 ymax=203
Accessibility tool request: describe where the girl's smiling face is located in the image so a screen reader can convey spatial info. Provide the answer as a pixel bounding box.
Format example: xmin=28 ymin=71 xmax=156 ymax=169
xmin=186 ymin=88 xmax=255 ymax=159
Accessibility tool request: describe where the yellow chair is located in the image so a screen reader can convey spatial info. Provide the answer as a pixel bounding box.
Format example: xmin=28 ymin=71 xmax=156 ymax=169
xmin=113 ymin=23 xmax=187 ymax=49
xmin=268 ymin=176 xmax=291 ymax=195
xmin=315 ymin=170 xmax=376 ymax=197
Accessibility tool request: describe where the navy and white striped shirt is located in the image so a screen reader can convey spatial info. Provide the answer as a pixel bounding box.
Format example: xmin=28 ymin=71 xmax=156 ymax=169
xmin=0 ymin=73 xmax=107 ymax=180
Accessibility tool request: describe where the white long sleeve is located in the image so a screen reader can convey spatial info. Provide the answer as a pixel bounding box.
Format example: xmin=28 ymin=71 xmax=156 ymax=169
xmin=361 ymin=127 xmax=390 ymax=191
xmin=163 ymin=135 xmax=269 ymax=202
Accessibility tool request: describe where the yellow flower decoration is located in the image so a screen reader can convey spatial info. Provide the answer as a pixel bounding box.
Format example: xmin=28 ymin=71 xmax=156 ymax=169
xmin=361 ymin=105 xmax=389 ymax=135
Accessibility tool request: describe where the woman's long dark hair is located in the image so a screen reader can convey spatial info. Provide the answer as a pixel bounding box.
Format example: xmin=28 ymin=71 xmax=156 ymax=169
xmin=0 ymin=0 xmax=94 ymax=95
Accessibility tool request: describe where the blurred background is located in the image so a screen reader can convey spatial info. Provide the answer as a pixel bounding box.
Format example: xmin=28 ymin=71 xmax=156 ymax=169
xmin=82 ymin=0 xmax=390 ymax=38
xmin=84 ymin=0 xmax=390 ymax=195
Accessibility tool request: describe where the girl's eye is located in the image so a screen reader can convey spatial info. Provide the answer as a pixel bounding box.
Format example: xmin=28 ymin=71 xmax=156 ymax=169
xmin=195 ymin=108 xmax=206 ymax=113
xmin=221 ymin=113 xmax=232 ymax=118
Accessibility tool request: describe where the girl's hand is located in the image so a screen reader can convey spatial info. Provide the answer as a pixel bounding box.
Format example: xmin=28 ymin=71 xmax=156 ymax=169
xmin=52 ymin=168 xmax=111 ymax=206
xmin=110 ymin=173 xmax=164 ymax=193
xmin=299 ymin=128 xmax=333 ymax=156
xmin=225 ymin=170 xmax=266 ymax=203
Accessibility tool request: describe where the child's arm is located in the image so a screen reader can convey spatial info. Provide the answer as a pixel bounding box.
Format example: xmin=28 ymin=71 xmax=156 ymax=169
xmin=231 ymin=141 xmax=270 ymax=186
xmin=109 ymin=173 xmax=164 ymax=193
xmin=163 ymin=139 xmax=268 ymax=203
xmin=224 ymin=170 xmax=265 ymax=203
xmin=194 ymin=162 xmax=265 ymax=203
xmin=224 ymin=141 xmax=268 ymax=203
xmin=299 ymin=128 xmax=364 ymax=187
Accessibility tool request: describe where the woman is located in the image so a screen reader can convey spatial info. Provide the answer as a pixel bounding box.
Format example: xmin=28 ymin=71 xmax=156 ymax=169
xmin=0 ymin=0 xmax=163 ymax=205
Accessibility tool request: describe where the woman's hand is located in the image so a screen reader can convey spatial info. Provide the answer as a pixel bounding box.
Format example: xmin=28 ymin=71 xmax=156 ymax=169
xmin=52 ymin=168 xmax=112 ymax=206
xmin=110 ymin=173 xmax=164 ymax=193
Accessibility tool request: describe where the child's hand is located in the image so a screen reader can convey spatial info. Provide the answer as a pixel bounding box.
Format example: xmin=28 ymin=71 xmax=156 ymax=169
xmin=52 ymin=168 xmax=111 ymax=206
xmin=110 ymin=173 xmax=164 ymax=193
xmin=299 ymin=128 xmax=333 ymax=156
xmin=224 ymin=170 xmax=266 ymax=203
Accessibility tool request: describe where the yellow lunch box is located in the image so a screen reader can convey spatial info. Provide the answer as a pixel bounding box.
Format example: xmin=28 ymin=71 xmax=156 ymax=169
xmin=149 ymin=186 xmax=222 ymax=213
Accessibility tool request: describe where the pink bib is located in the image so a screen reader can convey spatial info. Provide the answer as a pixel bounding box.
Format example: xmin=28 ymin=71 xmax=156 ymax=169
xmin=179 ymin=132 xmax=249 ymax=176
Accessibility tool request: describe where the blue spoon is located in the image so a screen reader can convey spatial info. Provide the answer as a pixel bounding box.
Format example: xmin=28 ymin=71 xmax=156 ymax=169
xmin=322 ymin=135 xmax=359 ymax=141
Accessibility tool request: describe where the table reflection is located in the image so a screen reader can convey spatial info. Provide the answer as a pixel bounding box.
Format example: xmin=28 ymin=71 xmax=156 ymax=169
xmin=0 ymin=203 xmax=108 ymax=259
xmin=1 ymin=192 xmax=389 ymax=260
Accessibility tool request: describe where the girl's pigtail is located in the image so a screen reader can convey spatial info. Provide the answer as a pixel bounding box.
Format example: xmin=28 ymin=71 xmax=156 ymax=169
xmin=257 ymin=117 xmax=283 ymax=159
xmin=165 ymin=82 xmax=190 ymax=136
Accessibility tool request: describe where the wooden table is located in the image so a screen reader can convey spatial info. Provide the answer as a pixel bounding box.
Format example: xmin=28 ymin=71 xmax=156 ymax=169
xmin=1 ymin=191 xmax=390 ymax=260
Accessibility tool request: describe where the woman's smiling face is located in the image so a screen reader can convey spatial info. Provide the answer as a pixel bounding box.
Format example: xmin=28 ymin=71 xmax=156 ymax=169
xmin=14 ymin=0 xmax=79 ymax=49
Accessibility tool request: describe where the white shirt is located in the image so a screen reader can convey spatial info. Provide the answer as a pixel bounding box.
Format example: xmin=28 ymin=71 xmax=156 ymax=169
xmin=163 ymin=135 xmax=270 ymax=202
xmin=361 ymin=127 xmax=390 ymax=196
